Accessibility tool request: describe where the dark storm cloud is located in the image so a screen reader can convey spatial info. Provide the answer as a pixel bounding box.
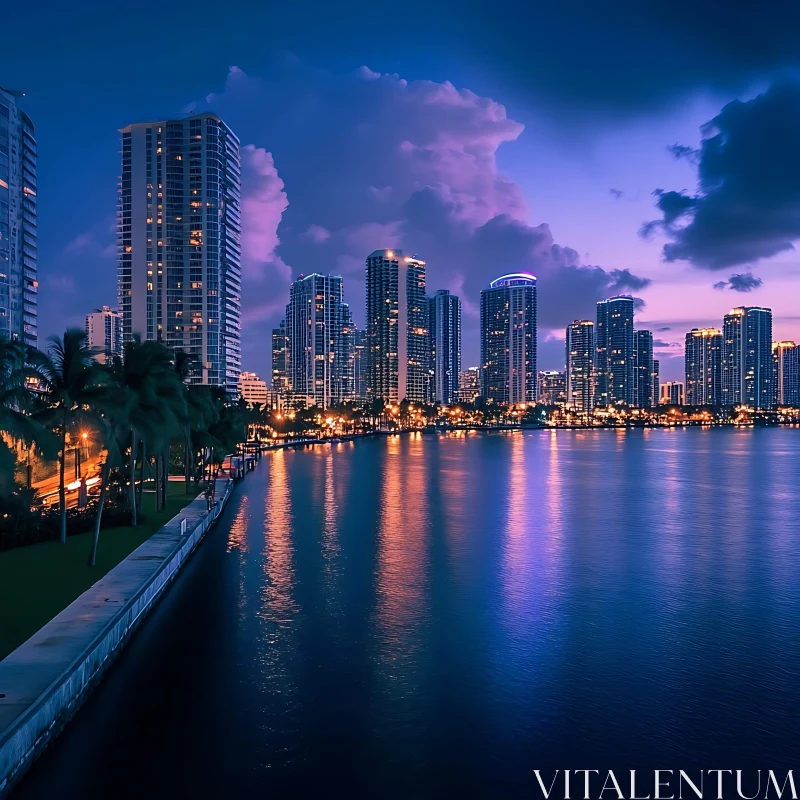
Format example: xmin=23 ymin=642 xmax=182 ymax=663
xmin=196 ymin=64 xmax=652 ymax=368
xmin=465 ymin=0 xmax=800 ymax=113
xmin=608 ymin=269 xmax=652 ymax=292
xmin=713 ymin=273 xmax=764 ymax=292
xmin=644 ymin=81 xmax=800 ymax=270
xmin=667 ymin=144 xmax=699 ymax=164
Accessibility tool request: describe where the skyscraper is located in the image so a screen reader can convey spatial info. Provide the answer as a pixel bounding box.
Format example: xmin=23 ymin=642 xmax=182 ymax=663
xmin=0 ymin=86 xmax=37 ymax=349
xmin=271 ymin=320 xmax=289 ymax=394
xmin=684 ymin=328 xmax=723 ymax=406
xmin=118 ymin=113 xmax=242 ymax=394
xmin=85 ymin=306 xmax=123 ymax=364
xmin=352 ymin=328 xmax=368 ymax=401
xmin=335 ymin=302 xmax=355 ymax=403
xmin=773 ymin=341 xmax=800 ymax=407
xmin=457 ymin=367 xmax=480 ymax=404
xmin=652 ymin=359 xmax=660 ymax=408
xmin=660 ymin=381 xmax=685 ymax=405
xmin=428 ymin=289 xmax=461 ymax=405
xmin=566 ymin=319 xmax=594 ymax=412
xmin=364 ymin=249 xmax=428 ymax=403
xmin=286 ymin=273 xmax=351 ymax=408
xmin=595 ymin=297 xmax=635 ymax=406
xmin=634 ymin=329 xmax=654 ymax=408
xmin=538 ymin=371 xmax=567 ymax=405
xmin=480 ymin=273 xmax=537 ymax=404
xmin=722 ymin=306 xmax=773 ymax=408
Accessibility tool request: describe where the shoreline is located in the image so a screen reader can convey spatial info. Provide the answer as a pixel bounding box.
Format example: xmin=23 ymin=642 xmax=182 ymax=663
xmin=0 ymin=467 xmax=250 ymax=797
xmin=258 ymin=420 xmax=799 ymax=452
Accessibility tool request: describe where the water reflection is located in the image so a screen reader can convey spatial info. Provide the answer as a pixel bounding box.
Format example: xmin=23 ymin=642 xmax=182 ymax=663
xmin=261 ymin=450 xmax=297 ymax=621
xmin=373 ymin=435 xmax=429 ymax=659
xmin=14 ymin=429 xmax=800 ymax=799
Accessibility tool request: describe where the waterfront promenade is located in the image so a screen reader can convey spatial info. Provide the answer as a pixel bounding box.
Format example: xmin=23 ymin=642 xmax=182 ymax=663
xmin=0 ymin=478 xmax=236 ymax=796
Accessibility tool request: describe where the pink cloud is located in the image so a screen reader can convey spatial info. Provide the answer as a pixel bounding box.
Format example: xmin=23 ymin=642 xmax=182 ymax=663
xmin=240 ymin=144 xmax=289 ymax=281
xmin=303 ymin=224 xmax=331 ymax=244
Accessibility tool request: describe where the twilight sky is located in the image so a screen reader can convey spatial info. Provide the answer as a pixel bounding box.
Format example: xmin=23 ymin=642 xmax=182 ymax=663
xmin=4 ymin=0 xmax=800 ymax=381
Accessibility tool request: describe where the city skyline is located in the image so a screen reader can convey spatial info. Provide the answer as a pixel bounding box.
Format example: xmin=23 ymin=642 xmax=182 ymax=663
xmin=6 ymin=5 xmax=800 ymax=387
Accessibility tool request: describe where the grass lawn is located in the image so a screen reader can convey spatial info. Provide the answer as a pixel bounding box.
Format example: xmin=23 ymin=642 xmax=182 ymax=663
xmin=0 ymin=481 xmax=200 ymax=660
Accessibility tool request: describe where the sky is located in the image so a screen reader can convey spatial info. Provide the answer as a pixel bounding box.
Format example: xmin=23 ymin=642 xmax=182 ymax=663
xmin=4 ymin=0 xmax=800 ymax=382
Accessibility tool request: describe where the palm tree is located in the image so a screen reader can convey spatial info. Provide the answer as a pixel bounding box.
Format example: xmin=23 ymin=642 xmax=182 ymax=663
xmin=171 ymin=350 xmax=197 ymax=497
xmin=108 ymin=338 xmax=185 ymax=525
xmin=0 ymin=337 xmax=55 ymax=493
xmin=86 ymin=396 xmax=129 ymax=566
xmin=185 ymin=384 xmax=219 ymax=490
xmin=37 ymin=329 xmax=105 ymax=544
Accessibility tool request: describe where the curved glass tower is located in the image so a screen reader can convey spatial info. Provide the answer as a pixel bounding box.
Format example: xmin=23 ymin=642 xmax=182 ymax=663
xmin=480 ymin=273 xmax=537 ymax=404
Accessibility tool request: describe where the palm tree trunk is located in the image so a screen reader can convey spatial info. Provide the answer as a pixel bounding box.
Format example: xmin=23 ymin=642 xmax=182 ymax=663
xmin=59 ymin=410 xmax=67 ymax=544
xmin=129 ymin=428 xmax=138 ymax=527
xmin=138 ymin=440 xmax=146 ymax=513
xmin=154 ymin=449 xmax=161 ymax=512
xmin=88 ymin=459 xmax=110 ymax=566
xmin=162 ymin=447 xmax=169 ymax=508
xmin=184 ymin=425 xmax=191 ymax=495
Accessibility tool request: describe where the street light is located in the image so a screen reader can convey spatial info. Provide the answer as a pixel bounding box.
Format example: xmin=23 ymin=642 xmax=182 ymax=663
xmin=76 ymin=431 xmax=89 ymax=508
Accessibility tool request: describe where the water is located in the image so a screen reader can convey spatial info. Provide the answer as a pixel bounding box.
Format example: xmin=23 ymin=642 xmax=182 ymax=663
xmin=12 ymin=429 xmax=800 ymax=798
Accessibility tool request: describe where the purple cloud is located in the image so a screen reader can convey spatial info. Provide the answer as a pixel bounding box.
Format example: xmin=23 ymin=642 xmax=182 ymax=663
xmin=713 ymin=272 xmax=763 ymax=292
xmin=304 ymin=224 xmax=332 ymax=244
xmin=240 ymin=145 xmax=289 ymax=282
xmin=198 ymin=63 xmax=651 ymax=368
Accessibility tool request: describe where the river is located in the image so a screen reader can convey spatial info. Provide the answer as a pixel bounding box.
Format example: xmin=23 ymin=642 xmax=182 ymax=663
xmin=11 ymin=428 xmax=800 ymax=798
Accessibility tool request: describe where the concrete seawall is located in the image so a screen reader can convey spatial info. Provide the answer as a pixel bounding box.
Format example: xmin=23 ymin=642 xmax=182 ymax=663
xmin=0 ymin=480 xmax=235 ymax=797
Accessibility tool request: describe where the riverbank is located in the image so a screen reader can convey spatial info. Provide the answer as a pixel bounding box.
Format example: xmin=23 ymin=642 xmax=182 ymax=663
xmin=0 ymin=483 xmax=197 ymax=660
xmin=0 ymin=475 xmax=238 ymax=797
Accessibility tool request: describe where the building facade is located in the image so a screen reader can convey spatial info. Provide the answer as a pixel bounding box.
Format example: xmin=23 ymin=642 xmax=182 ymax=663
xmin=457 ymin=367 xmax=480 ymax=404
xmin=364 ymin=249 xmax=428 ymax=403
xmin=85 ymin=306 xmax=123 ymax=364
xmin=352 ymin=328 xmax=368 ymax=401
xmin=685 ymin=328 xmax=723 ymax=406
xmin=634 ymin=329 xmax=654 ymax=408
xmin=538 ymin=371 xmax=567 ymax=405
xmin=652 ymin=359 xmax=660 ymax=408
xmin=428 ymin=289 xmax=461 ymax=405
xmin=0 ymin=86 xmax=37 ymax=349
xmin=660 ymin=381 xmax=685 ymax=405
xmin=480 ymin=274 xmax=537 ymax=404
xmin=773 ymin=341 xmax=800 ymax=407
xmin=118 ymin=113 xmax=242 ymax=394
xmin=566 ymin=319 xmax=594 ymax=413
xmin=238 ymin=371 xmax=268 ymax=406
xmin=594 ymin=297 xmax=635 ymax=407
xmin=722 ymin=306 xmax=774 ymax=409
xmin=271 ymin=320 xmax=289 ymax=394
xmin=286 ymin=273 xmax=351 ymax=408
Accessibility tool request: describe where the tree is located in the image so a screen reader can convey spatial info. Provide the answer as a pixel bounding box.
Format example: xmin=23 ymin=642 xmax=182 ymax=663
xmin=108 ymin=337 xmax=185 ymax=526
xmin=37 ymin=329 xmax=105 ymax=544
xmin=172 ymin=351 xmax=198 ymax=495
xmin=0 ymin=338 xmax=55 ymax=492
xmin=87 ymin=393 xmax=130 ymax=566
